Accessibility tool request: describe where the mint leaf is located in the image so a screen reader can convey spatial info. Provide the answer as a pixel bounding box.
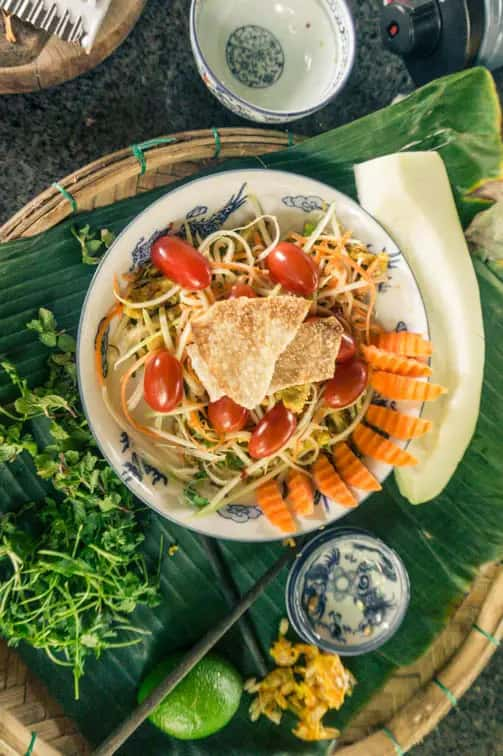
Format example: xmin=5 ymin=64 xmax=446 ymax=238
xmin=39 ymin=308 xmax=57 ymax=332
xmin=40 ymin=332 xmax=57 ymax=348
xmin=71 ymin=224 xmax=112 ymax=265
xmin=101 ymin=229 xmax=115 ymax=248
xmin=15 ymin=393 xmax=72 ymax=418
xmin=57 ymin=333 xmax=76 ymax=353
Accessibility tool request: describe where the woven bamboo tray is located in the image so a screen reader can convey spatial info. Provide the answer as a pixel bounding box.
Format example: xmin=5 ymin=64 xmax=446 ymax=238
xmin=0 ymin=128 xmax=501 ymax=756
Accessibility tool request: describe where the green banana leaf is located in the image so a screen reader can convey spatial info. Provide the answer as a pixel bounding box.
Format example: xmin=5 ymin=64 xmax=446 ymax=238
xmin=1 ymin=67 xmax=503 ymax=754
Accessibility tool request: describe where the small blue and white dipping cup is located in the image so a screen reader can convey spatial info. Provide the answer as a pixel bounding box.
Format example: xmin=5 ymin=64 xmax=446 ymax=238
xmin=190 ymin=0 xmax=356 ymax=123
xmin=286 ymin=528 xmax=410 ymax=655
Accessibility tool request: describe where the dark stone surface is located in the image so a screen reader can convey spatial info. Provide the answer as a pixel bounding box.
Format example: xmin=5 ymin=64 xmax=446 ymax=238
xmin=0 ymin=0 xmax=414 ymax=223
xmin=0 ymin=0 xmax=501 ymax=752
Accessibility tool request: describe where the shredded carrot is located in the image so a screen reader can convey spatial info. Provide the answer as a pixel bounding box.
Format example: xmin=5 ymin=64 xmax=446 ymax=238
xmin=362 ymin=345 xmax=431 ymax=377
xmin=366 ymin=404 xmax=433 ymax=440
xmin=352 ymin=425 xmax=418 ymax=466
xmin=94 ymin=303 xmax=123 ymax=386
xmin=187 ymin=411 xmax=219 ymax=444
xmin=315 ymin=246 xmax=376 ymax=343
xmin=371 ymin=371 xmax=447 ymax=402
xmin=113 ymin=273 xmax=122 ymax=300
xmin=377 ymin=331 xmax=433 ymax=357
xmin=256 ymin=480 xmax=296 ymax=533
xmin=333 ymin=443 xmax=381 ymax=492
xmin=312 ymin=456 xmax=357 ymax=508
xmin=287 ymin=471 xmax=315 ymax=516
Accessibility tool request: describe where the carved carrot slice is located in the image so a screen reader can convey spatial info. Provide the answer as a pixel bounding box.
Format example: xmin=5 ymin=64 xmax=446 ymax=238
xmin=371 ymin=371 xmax=447 ymax=402
xmin=362 ymin=345 xmax=431 ymax=377
xmin=312 ymin=456 xmax=357 ymax=508
xmin=377 ymin=331 xmax=433 ymax=357
xmin=333 ymin=443 xmax=381 ymax=491
xmin=287 ymin=471 xmax=315 ymax=516
xmin=256 ymin=480 xmax=296 ymax=533
xmin=352 ymin=425 xmax=418 ymax=466
xmin=366 ymin=404 xmax=433 ymax=440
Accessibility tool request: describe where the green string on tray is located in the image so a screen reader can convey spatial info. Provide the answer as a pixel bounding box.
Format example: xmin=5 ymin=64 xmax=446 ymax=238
xmin=211 ymin=126 xmax=221 ymax=158
xmin=131 ymin=137 xmax=177 ymax=175
xmin=287 ymin=130 xmax=294 ymax=147
xmin=473 ymin=623 xmax=501 ymax=647
xmin=382 ymin=727 xmax=404 ymax=755
xmin=24 ymin=731 xmax=37 ymax=756
xmin=52 ymin=182 xmax=77 ymax=213
xmin=433 ymin=677 xmax=458 ymax=707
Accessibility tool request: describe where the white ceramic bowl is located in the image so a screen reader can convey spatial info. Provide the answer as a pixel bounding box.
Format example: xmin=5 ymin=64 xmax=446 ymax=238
xmin=77 ymin=169 xmax=429 ymax=542
xmin=189 ymin=0 xmax=356 ymax=123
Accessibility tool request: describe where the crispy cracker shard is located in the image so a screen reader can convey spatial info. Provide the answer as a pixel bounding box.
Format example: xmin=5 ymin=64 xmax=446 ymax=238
xmin=270 ymin=317 xmax=342 ymax=393
xmin=190 ymin=296 xmax=310 ymax=409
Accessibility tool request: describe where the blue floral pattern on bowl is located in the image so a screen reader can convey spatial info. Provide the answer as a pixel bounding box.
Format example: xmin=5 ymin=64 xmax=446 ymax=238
xmin=218 ymin=504 xmax=263 ymax=523
xmin=119 ymin=432 xmax=168 ymax=488
xmin=286 ymin=528 xmax=410 ymax=655
xmin=129 ymin=184 xmax=248 ymax=271
xmin=282 ymin=195 xmax=324 ymax=213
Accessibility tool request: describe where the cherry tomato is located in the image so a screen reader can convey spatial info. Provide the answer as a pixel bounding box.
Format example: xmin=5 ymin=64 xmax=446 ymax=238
xmin=249 ymin=403 xmax=297 ymax=459
xmin=208 ymin=396 xmax=249 ymax=434
xmin=151 ymin=234 xmax=211 ymax=291
xmin=228 ymin=283 xmax=257 ymax=299
xmin=336 ymin=331 xmax=357 ymax=364
xmin=266 ymin=242 xmax=319 ymax=296
xmin=144 ymin=350 xmax=184 ymax=413
xmin=324 ymin=358 xmax=368 ymax=410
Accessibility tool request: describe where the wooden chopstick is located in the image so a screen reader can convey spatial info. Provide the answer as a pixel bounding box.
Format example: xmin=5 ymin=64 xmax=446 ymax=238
xmin=92 ymin=546 xmax=296 ymax=756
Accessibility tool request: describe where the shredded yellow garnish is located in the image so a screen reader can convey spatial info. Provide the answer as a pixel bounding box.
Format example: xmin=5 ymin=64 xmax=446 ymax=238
xmin=282 ymin=538 xmax=296 ymax=549
xmin=167 ymin=544 xmax=179 ymax=557
xmin=275 ymin=384 xmax=311 ymax=414
xmin=246 ymin=621 xmax=355 ymax=741
xmin=312 ymin=429 xmax=331 ymax=446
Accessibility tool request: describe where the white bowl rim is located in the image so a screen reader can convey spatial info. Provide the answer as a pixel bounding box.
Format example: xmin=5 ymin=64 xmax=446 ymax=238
xmin=77 ymin=167 xmax=429 ymax=542
xmin=189 ymin=0 xmax=356 ymax=118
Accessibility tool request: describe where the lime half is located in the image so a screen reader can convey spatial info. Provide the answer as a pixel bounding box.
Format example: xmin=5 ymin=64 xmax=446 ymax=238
xmin=138 ymin=652 xmax=242 ymax=740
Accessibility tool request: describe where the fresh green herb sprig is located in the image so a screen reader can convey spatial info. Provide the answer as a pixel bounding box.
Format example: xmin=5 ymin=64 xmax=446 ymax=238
xmin=183 ymin=470 xmax=210 ymax=509
xmin=26 ymin=307 xmax=77 ymax=352
xmin=0 ymin=309 xmax=160 ymax=698
xmin=71 ymin=224 xmax=115 ymax=266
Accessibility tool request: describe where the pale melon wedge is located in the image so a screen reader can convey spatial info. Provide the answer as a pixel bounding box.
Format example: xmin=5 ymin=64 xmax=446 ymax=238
xmin=355 ymin=151 xmax=484 ymax=504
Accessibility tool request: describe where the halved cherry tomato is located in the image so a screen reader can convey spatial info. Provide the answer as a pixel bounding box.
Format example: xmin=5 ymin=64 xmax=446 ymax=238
xmin=249 ymin=403 xmax=297 ymax=459
xmin=208 ymin=396 xmax=249 ymax=433
xmin=228 ymin=283 xmax=256 ymax=299
xmin=324 ymin=358 xmax=368 ymax=410
xmin=144 ymin=350 xmax=184 ymax=412
xmin=151 ymin=234 xmax=211 ymax=291
xmin=336 ymin=331 xmax=357 ymax=364
xmin=266 ymin=242 xmax=319 ymax=296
